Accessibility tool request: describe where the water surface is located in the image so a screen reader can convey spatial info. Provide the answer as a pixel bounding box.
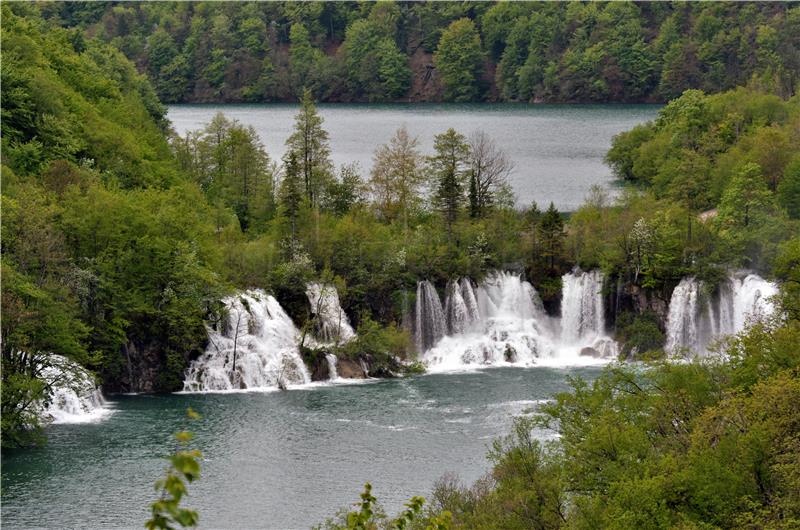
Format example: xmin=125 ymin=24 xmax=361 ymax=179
xmin=168 ymin=104 xmax=659 ymax=211
xmin=2 ymin=367 xmax=601 ymax=529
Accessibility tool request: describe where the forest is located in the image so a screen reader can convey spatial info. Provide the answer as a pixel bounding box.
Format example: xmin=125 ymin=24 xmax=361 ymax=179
xmin=1 ymin=2 xmax=799 ymax=529
xmin=34 ymin=1 xmax=800 ymax=104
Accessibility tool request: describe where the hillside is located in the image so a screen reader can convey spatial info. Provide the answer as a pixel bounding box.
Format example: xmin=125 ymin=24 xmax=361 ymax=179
xmin=40 ymin=1 xmax=800 ymax=104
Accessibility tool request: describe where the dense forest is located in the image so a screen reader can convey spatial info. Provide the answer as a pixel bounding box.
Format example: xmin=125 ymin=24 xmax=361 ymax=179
xmin=2 ymin=3 xmax=800 ymax=527
xmin=36 ymin=1 xmax=800 ymax=103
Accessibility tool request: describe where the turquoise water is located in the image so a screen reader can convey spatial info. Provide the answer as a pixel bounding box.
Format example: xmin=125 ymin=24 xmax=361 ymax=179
xmin=2 ymin=367 xmax=602 ymax=529
xmin=168 ymin=104 xmax=659 ymax=211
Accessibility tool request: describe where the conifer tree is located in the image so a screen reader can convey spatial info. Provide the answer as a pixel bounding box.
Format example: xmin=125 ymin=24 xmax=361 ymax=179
xmin=428 ymin=128 xmax=469 ymax=241
xmin=285 ymin=88 xmax=333 ymax=208
xmin=537 ymin=202 xmax=564 ymax=272
xmin=279 ymin=152 xmax=304 ymax=243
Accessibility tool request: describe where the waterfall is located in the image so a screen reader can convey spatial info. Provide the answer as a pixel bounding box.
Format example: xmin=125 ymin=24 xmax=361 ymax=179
xmin=732 ymin=274 xmax=778 ymax=331
xmin=444 ymin=279 xmax=481 ymax=335
xmin=415 ymin=281 xmax=447 ymax=353
xmin=306 ymin=283 xmax=356 ymax=345
xmin=664 ymin=277 xmax=702 ymax=354
xmin=561 ymin=269 xmax=605 ymax=344
xmin=183 ymin=290 xmax=311 ymax=391
xmin=422 ymin=270 xmax=617 ymax=371
xmin=38 ymin=355 xmax=110 ymax=424
xmin=325 ymin=353 xmax=339 ymax=381
xmin=424 ymin=272 xmax=557 ymax=370
xmin=665 ymin=273 xmax=777 ymax=356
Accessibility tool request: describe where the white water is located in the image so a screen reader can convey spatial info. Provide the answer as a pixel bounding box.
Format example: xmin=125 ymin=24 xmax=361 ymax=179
xmin=183 ymin=290 xmax=311 ymax=391
xmin=561 ymin=269 xmax=604 ymax=343
xmin=415 ymin=281 xmax=447 ymax=353
xmin=38 ymin=355 xmax=110 ymax=424
xmin=306 ymin=283 xmax=356 ymax=345
xmin=421 ymin=270 xmax=617 ymax=371
xmin=665 ymin=273 xmax=778 ymax=356
xmin=325 ymin=353 xmax=340 ymax=381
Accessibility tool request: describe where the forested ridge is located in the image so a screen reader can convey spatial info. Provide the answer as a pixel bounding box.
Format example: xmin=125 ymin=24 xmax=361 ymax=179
xmin=2 ymin=4 xmax=800 ymax=527
xmin=38 ymin=1 xmax=800 ymax=104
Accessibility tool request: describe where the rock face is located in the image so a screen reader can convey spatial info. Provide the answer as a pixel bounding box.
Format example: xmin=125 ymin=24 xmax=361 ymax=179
xmin=309 ymin=356 xmax=331 ymax=382
xmin=336 ymin=358 xmax=367 ymax=379
xmin=580 ymin=347 xmax=600 ymax=358
xmin=306 ymin=351 xmax=367 ymax=381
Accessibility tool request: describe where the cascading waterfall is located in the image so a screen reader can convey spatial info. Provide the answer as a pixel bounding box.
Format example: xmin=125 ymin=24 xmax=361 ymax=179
xmin=417 ymin=270 xmax=619 ymax=371
xmin=560 ymin=269 xmax=618 ymax=357
xmin=38 ymin=355 xmax=110 ymax=423
xmin=665 ymin=273 xmax=778 ymax=356
xmin=560 ymin=269 xmax=604 ymax=344
xmin=665 ymin=277 xmax=702 ymax=354
xmin=325 ymin=353 xmax=340 ymax=381
xmin=444 ymin=279 xmax=480 ymax=335
xmin=732 ymin=274 xmax=778 ymax=331
xmin=183 ymin=290 xmax=311 ymax=391
xmin=421 ymin=270 xmax=615 ymax=371
xmin=415 ymin=280 xmax=447 ymax=353
xmin=306 ymin=283 xmax=356 ymax=345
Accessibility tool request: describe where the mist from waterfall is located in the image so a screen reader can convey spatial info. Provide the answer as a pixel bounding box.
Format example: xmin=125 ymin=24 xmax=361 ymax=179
xmin=183 ymin=290 xmax=311 ymax=391
xmin=420 ymin=270 xmax=616 ymax=371
xmin=665 ymin=273 xmax=778 ymax=356
xmin=39 ymin=355 xmax=111 ymax=424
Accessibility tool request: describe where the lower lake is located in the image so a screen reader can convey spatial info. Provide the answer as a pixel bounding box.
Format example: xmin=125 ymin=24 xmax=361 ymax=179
xmin=2 ymin=367 xmax=602 ymax=529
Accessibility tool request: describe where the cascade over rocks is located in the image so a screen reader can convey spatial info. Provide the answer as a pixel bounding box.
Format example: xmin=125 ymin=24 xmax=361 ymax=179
xmin=665 ymin=272 xmax=778 ymax=356
xmin=184 ymin=290 xmax=312 ymax=391
xmin=418 ymin=270 xmax=619 ymax=371
xmin=39 ymin=355 xmax=111 ymax=424
xmin=184 ymin=284 xmax=367 ymax=391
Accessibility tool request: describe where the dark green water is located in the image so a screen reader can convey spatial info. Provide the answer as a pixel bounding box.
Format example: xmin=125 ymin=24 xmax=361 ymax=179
xmin=2 ymin=367 xmax=602 ymax=529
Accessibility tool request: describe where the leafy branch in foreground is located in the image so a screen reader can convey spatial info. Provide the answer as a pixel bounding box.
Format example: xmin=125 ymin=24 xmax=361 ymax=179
xmin=319 ymin=482 xmax=451 ymax=530
xmin=146 ymin=408 xmax=202 ymax=530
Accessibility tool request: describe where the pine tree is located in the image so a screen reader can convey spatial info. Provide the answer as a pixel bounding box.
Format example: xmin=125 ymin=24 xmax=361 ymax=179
xmin=285 ymin=88 xmax=333 ymax=208
xmin=428 ymin=128 xmax=469 ymax=242
xmin=537 ymin=202 xmax=564 ymax=272
xmin=279 ymin=152 xmax=304 ymax=242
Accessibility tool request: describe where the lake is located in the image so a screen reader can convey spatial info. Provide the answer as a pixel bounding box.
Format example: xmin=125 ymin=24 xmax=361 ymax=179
xmin=168 ymin=104 xmax=659 ymax=211
xmin=1 ymin=367 xmax=601 ymax=529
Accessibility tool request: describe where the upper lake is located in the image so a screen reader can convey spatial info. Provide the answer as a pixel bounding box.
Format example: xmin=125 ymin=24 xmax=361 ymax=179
xmin=168 ymin=104 xmax=660 ymax=211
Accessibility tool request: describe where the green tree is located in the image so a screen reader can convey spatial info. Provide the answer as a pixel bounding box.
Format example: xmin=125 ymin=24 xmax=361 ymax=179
xmin=279 ymin=151 xmax=304 ymax=243
xmin=434 ymin=18 xmax=485 ymax=102
xmin=285 ymin=88 xmax=333 ymax=207
xmin=369 ymin=126 xmax=424 ymax=230
xmin=537 ymin=202 xmax=564 ymax=272
xmin=428 ymin=128 xmax=469 ymax=241
xmin=289 ymin=23 xmax=323 ymax=92
xmin=777 ymin=157 xmax=800 ymax=219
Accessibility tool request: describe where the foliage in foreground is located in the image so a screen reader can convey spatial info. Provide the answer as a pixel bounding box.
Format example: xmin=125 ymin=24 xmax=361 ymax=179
xmin=317 ymin=482 xmax=451 ymax=530
xmin=419 ymin=315 xmax=800 ymax=528
xmin=146 ymin=408 xmax=202 ymax=530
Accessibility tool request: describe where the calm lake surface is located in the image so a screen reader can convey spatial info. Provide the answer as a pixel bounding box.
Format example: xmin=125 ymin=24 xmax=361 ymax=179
xmin=168 ymin=104 xmax=659 ymax=211
xmin=2 ymin=367 xmax=601 ymax=529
